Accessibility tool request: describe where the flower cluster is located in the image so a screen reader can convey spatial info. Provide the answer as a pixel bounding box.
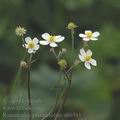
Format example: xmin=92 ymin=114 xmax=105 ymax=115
xmin=15 ymin=23 xmax=101 ymax=120
xmin=79 ymin=30 xmax=100 ymax=69
xmin=15 ymin=26 xmax=100 ymax=70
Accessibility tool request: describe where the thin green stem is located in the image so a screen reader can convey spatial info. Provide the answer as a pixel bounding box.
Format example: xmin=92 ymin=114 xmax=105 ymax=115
xmin=41 ymin=70 xmax=62 ymax=120
xmin=52 ymin=48 xmax=58 ymax=60
xmin=70 ymin=29 xmax=75 ymax=83
xmin=50 ymin=48 xmax=73 ymax=120
xmin=22 ymin=35 xmax=27 ymax=61
xmin=56 ymin=70 xmax=62 ymax=106
xmin=28 ymin=54 xmax=33 ymax=120
xmin=83 ymin=41 xmax=88 ymax=50
xmin=54 ymin=70 xmax=71 ymax=120
xmin=71 ymin=29 xmax=75 ymax=53
xmin=54 ymin=28 xmax=75 ymax=120
xmin=71 ymin=29 xmax=75 ymax=66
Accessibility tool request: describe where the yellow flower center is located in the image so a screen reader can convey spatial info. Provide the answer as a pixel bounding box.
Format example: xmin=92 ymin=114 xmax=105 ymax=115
xmin=28 ymin=41 xmax=35 ymax=49
xmin=85 ymin=31 xmax=92 ymax=38
xmin=85 ymin=55 xmax=91 ymax=61
xmin=49 ymin=35 xmax=55 ymax=42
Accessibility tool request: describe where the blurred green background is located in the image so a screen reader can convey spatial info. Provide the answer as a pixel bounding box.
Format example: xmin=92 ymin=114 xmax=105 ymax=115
xmin=0 ymin=0 xmax=120 ymax=120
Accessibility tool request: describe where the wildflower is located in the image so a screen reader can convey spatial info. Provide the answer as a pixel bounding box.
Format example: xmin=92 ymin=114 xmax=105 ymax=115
xmin=23 ymin=37 xmax=39 ymax=54
xmin=15 ymin=26 xmax=26 ymax=36
xmin=79 ymin=48 xmax=97 ymax=70
xmin=40 ymin=33 xmax=65 ymax=47
xmin=20 ymin=61 xmax=28 ymax=68
xmin=58 ymin=59 xmax=67 ymax=70
xmin=79 ymin=30 xmax=100 ymax=41
xmin=67 ymin=22 xmax=77 ymax=29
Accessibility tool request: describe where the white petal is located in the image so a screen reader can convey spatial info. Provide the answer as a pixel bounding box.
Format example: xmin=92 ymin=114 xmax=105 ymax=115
xmin=91 ymin=37 xmax=98 ymax=41
xmin=55 ymin=35 xmax=61 ymax=39
xmin=79 ymin=33 xmax=86 ymax=38
xmin=83 ymin=37 xmax=90 ymax=41
xmin=55 ymin=36 xmax=65 ymax=42
xmin=25 ymin=37 xmax=31 ymax=43
xmin=87 ymin=49 xmax=92 ymax=56
xmin=41 ymin=33 xmax=50 ymax=40
xmin=92 ymin=32 xmax=100 ymax=37
xmin=33 ymin=37 xmax=39 ymax=43
xmin=28 ymin=49 xmax=34 ymax=54
xmin=90 ymin=59 xmax=97 ymax=66
xmin=85 ymin=62 xmax=91 ymax=70
xmin=34 ymin=44 xmax=39 ymax=50
xmin=80 ymin=48 xmax=86 ymax=56
xmin=39 ymin=41 xmax=49 ymax=45
xmin=22 ymin=44 xmax=25 ymax=47
xmin=22 ymin=44 xmax=28 ymax=48
xmin=79 ymin=55 xmax=84 ymax=62
xmin=50 ymin=42 xmax=58 ymax=47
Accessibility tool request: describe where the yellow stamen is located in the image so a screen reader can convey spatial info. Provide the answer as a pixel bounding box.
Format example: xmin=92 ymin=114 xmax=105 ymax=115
xmin=28 ymin=41 xmax=35 ymax=49
xmin=49 ymin=35 xmax=55 ymax=42
xmin=85 ymin=55 xmax=91 ymax=61
xmin=85 ymin=31 xmax=92 ymax=38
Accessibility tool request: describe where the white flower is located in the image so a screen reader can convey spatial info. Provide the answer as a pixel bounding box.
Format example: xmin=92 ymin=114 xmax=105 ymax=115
xmin=23 ymin=37 xmax=39 ymax=54
xmin=15 ymin=26 xmax=26 ymax=36
xmin=79 ymin=30 xmax=100 ymax=41
xmin=79 ymin=48 xmax=97 ymax=70
xmin=40 ymin=33 xmax=65 ymax=47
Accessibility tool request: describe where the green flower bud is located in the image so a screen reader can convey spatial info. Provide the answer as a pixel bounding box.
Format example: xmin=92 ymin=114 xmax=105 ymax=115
xmin=67 ymin=22 xmax=77 ymax=30
xmin=58 ymin=59 xmax=67 ymax=70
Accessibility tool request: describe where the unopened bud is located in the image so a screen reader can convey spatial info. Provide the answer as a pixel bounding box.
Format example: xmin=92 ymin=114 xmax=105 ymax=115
xmin=20 ymin=61 xmax=28 ymax=68
xmin=74 ymin=59 xmax=80 ymax=66
xmin=67 ymin=22 xmax=77 ymax=30
xmin=15 ymin=26 xmax=26 ymax=36
xmin=62 ymin=48 xmax=67 ymax=53
xmin=50 ymin=48 xmax=54 ymax=52
xmin=58 ymin=59 xmax=67 ymax=70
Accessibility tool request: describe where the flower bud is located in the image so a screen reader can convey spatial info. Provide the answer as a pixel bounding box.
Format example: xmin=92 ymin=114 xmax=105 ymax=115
xmin=50 ymin=48 xmax=54 ymax=52
xmin=58 ymin=59 xmax=67 ymax=70
xmin=74 ymin=59 xmax=80 ymax=66
xmin=62 ymin=48 xmax=67 ymax=53
xmin=15 ymin=26 xmax=26 ymax=36
xmin=20 ymin=61 xmax=28 ymax=69
xmin=67 ymin=22 xmax=77 ymax=30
